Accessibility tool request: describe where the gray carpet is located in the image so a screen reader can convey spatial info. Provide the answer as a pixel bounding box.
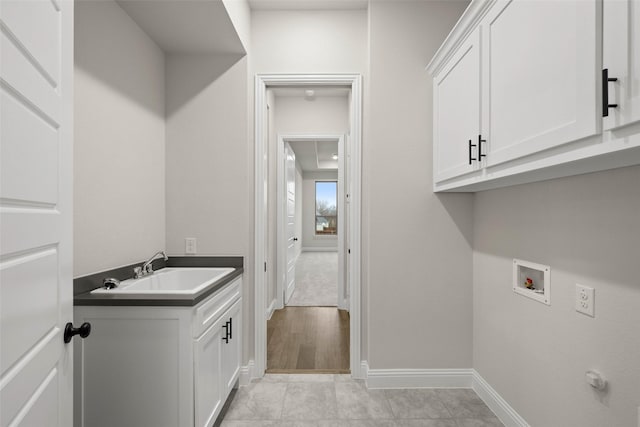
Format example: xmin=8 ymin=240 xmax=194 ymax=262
xmin=287 ymin=251 xmax=338 ymax=307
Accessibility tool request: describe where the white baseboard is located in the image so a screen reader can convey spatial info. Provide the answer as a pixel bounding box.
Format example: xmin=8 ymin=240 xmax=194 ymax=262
xmin=302 ymin=247 xmax=338 ymax=252
xmin=362 ymin=364 xmax=528 ymax=427
xmin=366 ymin=366 xmax=473 ymax=389
xmin=266 ymin=299 xmax=276 ymax=320
xmin=472 ymin=370 xmax=529 ymax=427
xmin=239 ymin=360 xmax=255 ymax=386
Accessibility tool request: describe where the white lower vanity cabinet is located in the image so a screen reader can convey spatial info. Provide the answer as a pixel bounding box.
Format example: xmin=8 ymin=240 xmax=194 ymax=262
xmin=74 ymin=277 xmax=242 ymax=427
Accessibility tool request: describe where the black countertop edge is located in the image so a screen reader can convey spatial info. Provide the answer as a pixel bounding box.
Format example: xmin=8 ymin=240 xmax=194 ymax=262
xmin=74 ymin=267 xmax=243 ymax=307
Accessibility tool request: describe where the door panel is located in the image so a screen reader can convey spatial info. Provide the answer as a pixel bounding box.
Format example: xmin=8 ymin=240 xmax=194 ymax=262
xmin=220 ymin=299 xmax=241 ymax=394
xmin=484 ymin=0 xmax=598 ymax=165
xmin=0 ymin=0 xmax=73 ymax=426
xmin=284 ymin=143 xmax=296 ymax=303
xmin=434 ymin=28 xmax=481 ymax=182
xmin=194 ymin=318 xmax=223 ymax=427
xmin=603 ymin=0 xmax=640 ymax=130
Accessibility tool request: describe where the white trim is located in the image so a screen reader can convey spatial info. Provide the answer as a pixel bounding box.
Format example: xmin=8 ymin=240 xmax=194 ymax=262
xmin=426 ymin=0 xmax=496 ymax=76
xmin=362 ymin=365 xmax=529 ymax=427
xmin=254 ymin=74 xmax=363 ymax=379
xmin=366 ymin=368 xmax=474 ymax=389
xmin=239 ymin=361 xmax=256 ymax=386
xmin=266 ymin=299 xmax=276 ymax=320
xmin=472 ymin=371 xmax=530 ymax=427
xmin=276 ymin=136 xmax=286 ymax=310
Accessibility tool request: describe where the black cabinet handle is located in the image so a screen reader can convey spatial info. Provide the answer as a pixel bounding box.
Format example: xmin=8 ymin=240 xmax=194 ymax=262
xmin=228 ymin=317 xmax=232 ymax=339
xmin=222 ymin=321 xmax=229 ymax=343
xmin=468 ymin=139 xmax=477 ymax=165
xmin=603 ymin=68 xmax=618 ymax=117
xmin=293 ymin=237 xmax=298 ymax=242
xmin=478 ymin=135 xmax=487 ymax=160
xmin=63 ymin=322 xmax=91 ymax=343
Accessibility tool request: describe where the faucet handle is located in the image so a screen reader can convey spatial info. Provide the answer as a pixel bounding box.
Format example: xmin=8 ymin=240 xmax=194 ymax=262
xmin=133 ymin=266 xmax=143 ymax=278
xmin=144 ymin=263 xmax=154 ymax=274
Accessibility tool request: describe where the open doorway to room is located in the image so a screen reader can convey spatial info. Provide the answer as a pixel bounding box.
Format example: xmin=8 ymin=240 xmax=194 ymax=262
xmin=267 ymin=87 xmax=348 ymax=373
xmin=254 ymin=74 xmax=362 ymax=379
xmin=268 ymin=134 xmax=348 ymax=373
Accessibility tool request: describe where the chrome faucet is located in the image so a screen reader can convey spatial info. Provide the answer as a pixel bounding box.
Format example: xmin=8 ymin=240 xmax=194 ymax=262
xmin=134 ymin=251 xmax=168 ymax=279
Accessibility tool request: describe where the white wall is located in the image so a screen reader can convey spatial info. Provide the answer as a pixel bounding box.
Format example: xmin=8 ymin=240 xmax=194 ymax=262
xmin=74 ymin=0 xmax=165 ymax=277
xmin=164 ymin=53 xmax=249 ymax=257
xmin=251 ymin=10 xmax=367 ymax=74
xmin=302 ymin=172 xmax=339 ymax=250
xmin=365 ymin=1 xmax=473 ymax=368
xmin=274 ymin=96 xmax=349 ymax=134
xmin=473 ymin=165 xmax=640 ymax=427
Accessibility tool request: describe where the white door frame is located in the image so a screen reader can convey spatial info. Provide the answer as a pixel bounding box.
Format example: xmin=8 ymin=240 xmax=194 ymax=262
xmin=254 ymin=74 xmax=363 ymax=378
xmin=276 ymin=134 xmax=347 ymax=310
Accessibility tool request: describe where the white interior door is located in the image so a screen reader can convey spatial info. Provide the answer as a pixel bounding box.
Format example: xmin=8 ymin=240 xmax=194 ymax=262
xmin=1 ymin=0 xmax=74 ymax=426
xmin=283 ymin=142 xmax=297 ymax=303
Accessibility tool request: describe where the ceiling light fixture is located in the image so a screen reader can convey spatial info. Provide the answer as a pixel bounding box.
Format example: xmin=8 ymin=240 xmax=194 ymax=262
xmin=332 ymin=153 xmax=338 ymax=160
xmin=304 ymin=89 xmax=315 ymax=99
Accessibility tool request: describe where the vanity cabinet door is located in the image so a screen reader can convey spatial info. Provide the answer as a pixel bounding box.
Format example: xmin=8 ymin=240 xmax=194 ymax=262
xmin=220 ymin=299 xmax=242 ymax=396
xmin=482 ymin=0 xmax=599 ymax=166
xmin=194 ymin=315 xmax=226 ymax=427
xmin=603 ymin=0 xmax=640 ymax=130
xmin=433 ymin=27 xmax=482 ymax=183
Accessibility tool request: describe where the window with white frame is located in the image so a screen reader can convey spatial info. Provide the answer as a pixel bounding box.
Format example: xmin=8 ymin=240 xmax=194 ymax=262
xmin=315 ymin=181 xmax=337 ymax=235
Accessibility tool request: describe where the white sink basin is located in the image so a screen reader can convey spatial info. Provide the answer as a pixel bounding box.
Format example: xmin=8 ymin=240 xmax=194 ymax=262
xmin=91 ymin=267 xmax=235 ymax=295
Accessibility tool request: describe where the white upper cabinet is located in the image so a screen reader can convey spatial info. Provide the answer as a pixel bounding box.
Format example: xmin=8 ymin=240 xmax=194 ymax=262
xmin=428 ymin=0 xmax=640 ymax=192
xmin=433 ymin=28 xmax=483 ymax=183
xmin=603 ymin=0 xmax=640 ymax=130
xmin=482 ymin=0 xmax=599 ymax=166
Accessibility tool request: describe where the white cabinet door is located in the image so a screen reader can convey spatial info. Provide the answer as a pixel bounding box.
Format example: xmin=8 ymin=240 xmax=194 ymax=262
xmin=220 ymin=299 xmax=242 ymax=395
xmin=603 ymin=0 xmax=640 ymax=130
xmin=194 ymin=315 xmax=225 ymax=427
xmin=433 ymin=28 xmax=482 ymax=183
xmin=482 ymin=0 xmax=599 ymax=166
xmin=0 ymin=1 xmax=73 ymax=426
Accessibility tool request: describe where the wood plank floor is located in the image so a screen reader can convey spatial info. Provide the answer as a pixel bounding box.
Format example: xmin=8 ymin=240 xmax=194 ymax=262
xmin=267 ymin=306 xmax=350 ymax=373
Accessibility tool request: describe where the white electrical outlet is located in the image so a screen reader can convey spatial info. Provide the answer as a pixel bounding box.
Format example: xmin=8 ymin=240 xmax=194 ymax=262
xmin=185 ymin=238 xmax=197 ymax=255
xmin=575 ymin=284 xmax=595 ymax=317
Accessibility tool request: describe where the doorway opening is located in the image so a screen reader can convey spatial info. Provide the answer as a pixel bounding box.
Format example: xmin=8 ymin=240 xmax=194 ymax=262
xmin=269 ymin=133 xmax=348 ymax=373
xmin=254 ymin=74 xmax=363 ymax=378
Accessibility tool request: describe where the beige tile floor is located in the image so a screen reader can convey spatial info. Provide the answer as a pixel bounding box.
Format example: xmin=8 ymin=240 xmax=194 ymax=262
xmin=216 ymin=374 xmax=504 ymax=427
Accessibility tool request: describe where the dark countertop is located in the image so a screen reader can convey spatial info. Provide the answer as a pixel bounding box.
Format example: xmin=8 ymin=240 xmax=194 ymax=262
xmin=74 ymin=256 xmax=243 ymax=307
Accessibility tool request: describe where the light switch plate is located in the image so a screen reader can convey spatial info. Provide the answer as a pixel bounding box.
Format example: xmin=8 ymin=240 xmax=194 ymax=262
xmin=185 ymin=237 xmax=197 ymax=255
xmin=575 ymin=284 xmax=595 ymax=317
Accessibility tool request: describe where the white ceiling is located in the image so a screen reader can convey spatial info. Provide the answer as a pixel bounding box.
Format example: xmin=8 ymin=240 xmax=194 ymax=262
xmin=116 ymin=0 xmax=246 ymax=54
xmin=289 ymin=140 xmax=339 ymax=172
xmin=249 ymin=0 xmax=367 ymax=10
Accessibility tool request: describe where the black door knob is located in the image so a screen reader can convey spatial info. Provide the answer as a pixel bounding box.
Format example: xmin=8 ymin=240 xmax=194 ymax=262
xmin=63 ymin=322 xmax=91 ymax=343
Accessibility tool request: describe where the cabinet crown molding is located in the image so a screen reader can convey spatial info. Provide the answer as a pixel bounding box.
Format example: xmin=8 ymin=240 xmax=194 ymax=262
xmin=426 ymin=0 xmax=496 ymax=76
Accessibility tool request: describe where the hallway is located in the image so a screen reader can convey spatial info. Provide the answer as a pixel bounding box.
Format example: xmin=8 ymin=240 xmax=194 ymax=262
xmin=288 ymin=251 xmax=339 ymax=307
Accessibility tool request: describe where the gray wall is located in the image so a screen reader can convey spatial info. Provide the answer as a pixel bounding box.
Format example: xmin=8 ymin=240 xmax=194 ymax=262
xmin=365 ymin=0 xmax=473 ymax=368
xmin=473 ymin=165 xmax=640 ymax=427
xmin=74 ymin=0 xmax=165 ymax=277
